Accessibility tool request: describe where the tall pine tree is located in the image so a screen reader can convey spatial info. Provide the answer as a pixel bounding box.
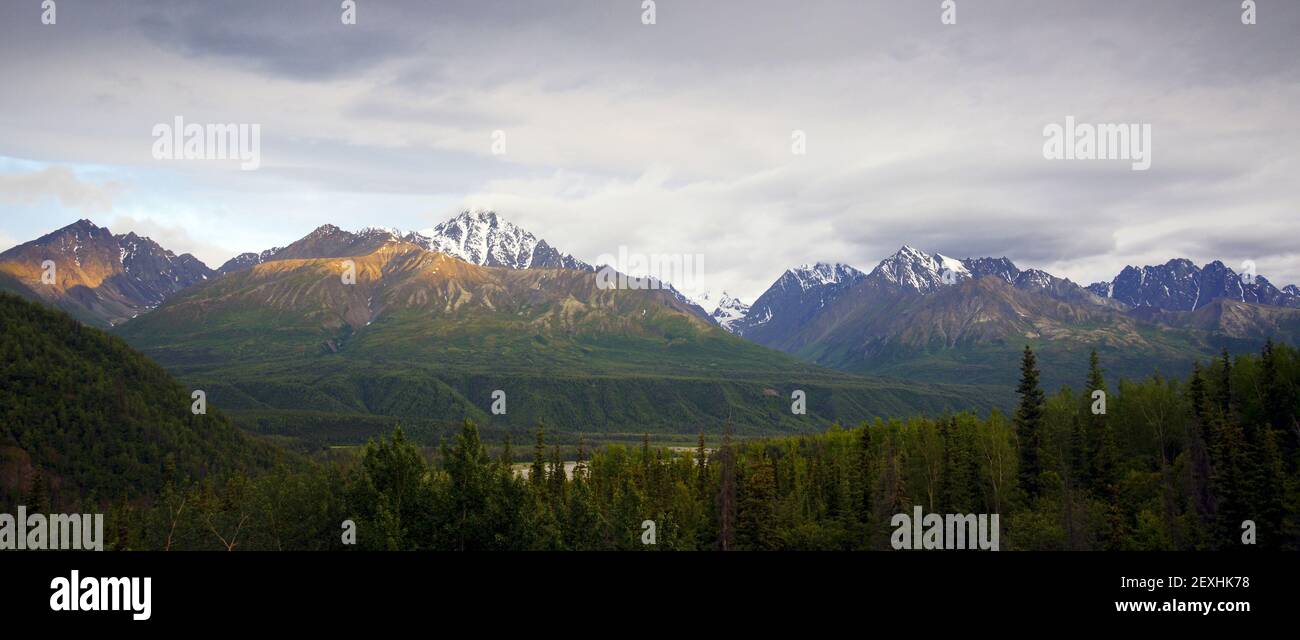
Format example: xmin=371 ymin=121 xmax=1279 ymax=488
xmin=530 ymin=424 xmax=547 ymax=491
xmin=1015 ymin=345 xmax=1045 ymax=502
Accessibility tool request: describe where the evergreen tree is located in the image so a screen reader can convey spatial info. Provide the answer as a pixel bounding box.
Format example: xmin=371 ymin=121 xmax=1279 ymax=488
xmin=1015 ymin=346 xmax=1045 ymax=501
xmin=443 ymin=420 xmax=494 ymax=550
xmin=548 ymin=445 xmax=566 ymax=501
xmin=694 ymin=432 xmax=709 ymax=498
xmin=574 ymin=434 xmax=588 ymax=482
xmin=855 ymin=424 xmax=874 ymax=526
xmin=1189 ymin=362 xmax=1210 ymax=439
xmin=1084 ymin=350 xmax=1117 ymax=497
xmin=641 ymin=433 xmax=651 ymax=478
xmin=717 ymin=421 xmax=736 ymax=551
xmin=530 ymin=424 xmax=547 ymax=491
xmin=1068 ymin=416 xmax=1089 ymax=495
xmin=1251 ymin=430 xmax=1286 ymax=550
xmin=27 ymin=468 xmax=49 ymax=512
xmin=939 ymin=416 xmax=977 ymax=512
xmin=1217 ymin=348 xmax=1233 ymax=415
xmin=1261 ymin=339 xmax=1298 ymax=457
xmin=736 ymin=455 xmax=777 ymax=550
xmin=1185 ymin=363 xmax=1217 ymax=542
xmin=357 ymin=426 xmax=428 ymax=550
xmin=1209 ymin=413 xmax=1251 ymax=548
xmin=563 ymin=466 xmax=599 ymax=550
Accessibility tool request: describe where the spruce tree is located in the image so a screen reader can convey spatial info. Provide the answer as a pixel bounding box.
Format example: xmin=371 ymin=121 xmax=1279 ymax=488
xmin=1015 ymin=345 xmax=1045 ymax=501
xmin=855 ymin=425 xmax=874 ymax=524
xmin=1252 ymin=430 xmax=1286 ymax=550
xmin=1189 ymin=362 xmax=1210 ymax=438
xmin=1261 ymin=339 xmax=1297 ymax=457
xmin=1210 ymin=414 xmax=1252 ymax=548
xmin=736 ymin=456 xmax=776 ymax=550
xmin=1262 ymin=339 xmax=1279 ymax=423
xmin=574 ymin=434 xmax=588 ymax=482
xmin=1085 ymin=351 xmax=1118 ymax=499
xmin=1217 ymin=348 xmax=1233 ymax=415
xmin=939 ymin=416 xmax=977 ymax=512
xmin=717 ymin=421 xmax=736 ymax=551
xmin=1086 ymin=349 xmax=1106 ymax=396
xmin=548 ymin=445 xmax=566 ymax=501
xmin=1068 ymin=416 xmax=1089 ymax=493
xmin=1186 ymin=363 xmax=1218 ymax=537
xmin=530 ymin=424 xmax=547 ymax=491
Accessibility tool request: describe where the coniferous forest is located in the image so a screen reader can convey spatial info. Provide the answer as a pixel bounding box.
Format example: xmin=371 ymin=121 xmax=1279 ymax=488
xmin=5 ymin=293 xmax=1297 ymax=551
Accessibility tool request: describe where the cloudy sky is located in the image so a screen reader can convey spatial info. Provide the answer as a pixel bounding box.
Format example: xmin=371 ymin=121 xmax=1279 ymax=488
xmin=0 ymin=0 xmax=1296 ymax=304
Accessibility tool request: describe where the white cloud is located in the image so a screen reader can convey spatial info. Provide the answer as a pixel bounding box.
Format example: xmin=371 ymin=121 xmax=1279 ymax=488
xmin=0 ymin=166 xmax=121 ymax=214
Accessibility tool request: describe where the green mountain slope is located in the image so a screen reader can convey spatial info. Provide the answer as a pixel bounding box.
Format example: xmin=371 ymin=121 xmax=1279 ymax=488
xmin=0 ymin=293 xmax=280 ymax=510
xmin=113 ymin=241 xmax=999 ymax=436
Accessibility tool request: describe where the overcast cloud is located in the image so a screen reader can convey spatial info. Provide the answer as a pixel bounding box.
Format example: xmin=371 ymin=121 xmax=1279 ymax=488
xmin=0 ymin=0 xmax=1296 ymax=303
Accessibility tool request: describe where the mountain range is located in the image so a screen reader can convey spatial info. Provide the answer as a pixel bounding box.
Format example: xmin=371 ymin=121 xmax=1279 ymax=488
xmin=3 ymin=212 xmax=1299 ymax=433
xmin=718 ymin=246 xmax=1300 ymax=390
xmin=1085 ymin=259 xmax=1300 ymax=310
xmin=108 ymin=226 xmax=988 ymax=433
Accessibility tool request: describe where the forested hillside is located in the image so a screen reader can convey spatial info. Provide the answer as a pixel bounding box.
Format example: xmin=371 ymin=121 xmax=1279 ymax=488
xmin=102 ymin=342 xmax=1299 ymax=551
xmin=0 ymin=293 xmax=282 ymax=511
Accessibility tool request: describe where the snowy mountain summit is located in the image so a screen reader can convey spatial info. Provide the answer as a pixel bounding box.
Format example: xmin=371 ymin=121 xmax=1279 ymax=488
xmin=709 ymin=292 xmax=750 ymax=332
xmin=788 ymin=262 xmax=865 ymax=291
xmin=869 ymin=246 xmax=970 ymax=292
xmin=216 ymin=211 xmax=591 ymax=275
xmin=410 ymin=210 xmax=590 ymax=271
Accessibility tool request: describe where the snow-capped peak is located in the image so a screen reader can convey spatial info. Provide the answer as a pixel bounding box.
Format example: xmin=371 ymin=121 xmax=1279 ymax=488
xmin=708 ymin=291 xmax=751 ymax=333
xmin=415 ymin=209 xmax=588 ymax=270
xmin=786 ymin=262 xmax=864 ymax=291
xmin=871 ymin=246 xmax=969 ymax=292
xmin=417 ymin=210 xmax=522 ymax=265
xmin=356 ymin=226 xmax=405 ymax=242
xmin=710 ymin=292 xmax=751 ymax=333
